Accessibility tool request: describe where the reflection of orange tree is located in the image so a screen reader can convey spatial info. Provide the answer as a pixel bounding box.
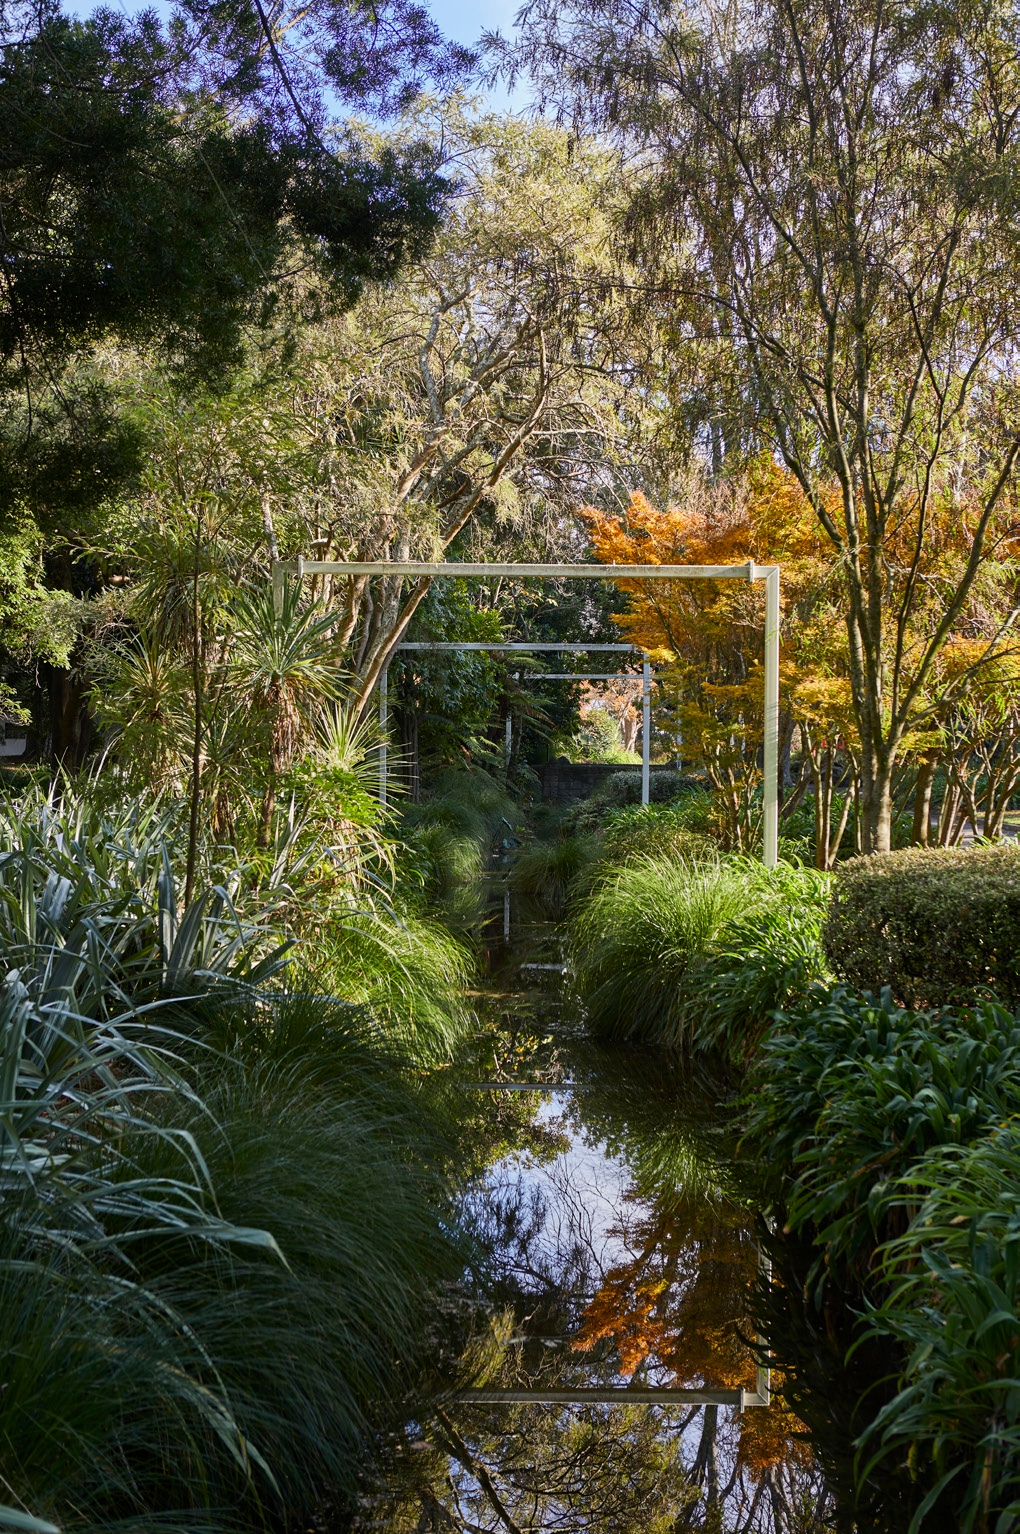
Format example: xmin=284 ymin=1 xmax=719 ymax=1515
xmin=572 ymin=1195 xmax=810 ymax=1485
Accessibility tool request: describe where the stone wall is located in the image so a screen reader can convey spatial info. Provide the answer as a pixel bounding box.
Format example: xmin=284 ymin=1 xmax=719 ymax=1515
xmin=537 ymin=759 xmax=677 ymax=804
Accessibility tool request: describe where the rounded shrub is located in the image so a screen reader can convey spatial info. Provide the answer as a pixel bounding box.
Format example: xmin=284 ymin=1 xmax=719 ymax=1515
xmin=823 ymin=843 xmax=1020 ymax=1006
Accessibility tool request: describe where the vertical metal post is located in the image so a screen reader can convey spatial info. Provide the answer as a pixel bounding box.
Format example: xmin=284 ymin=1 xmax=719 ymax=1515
xmin=271 ymin=561 xmax=285 ymax=615
xmin=763 ymin=567 xmax=780 ymax=870
xmin=641 ymin=660 xmax=651 ymax=807
xmin=378 ymin=664 xmax=388 ymax=808
xmin=505 ymin=714 xmax=512 ymax=769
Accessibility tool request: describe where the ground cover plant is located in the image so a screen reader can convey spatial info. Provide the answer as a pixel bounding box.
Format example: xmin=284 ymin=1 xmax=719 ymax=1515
xmin=863 ymin=1125 xmax=1020 ymax=1532
xmin=738 ymin=987 xmax=1020 ymax=1531
xmin=0 ymin=783 xmax=476 ymax=1530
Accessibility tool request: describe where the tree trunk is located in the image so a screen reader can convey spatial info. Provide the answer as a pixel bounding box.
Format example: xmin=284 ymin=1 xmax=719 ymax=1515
xmin=693 ymin=1403 xmax=720 ymax=1509
xmin=911 ymin=757 xmax=936 ymax=846
xmin=859 ymin=746 xmax=895 ymax=854
xmin=399 ymin=700 xmax=420 ymax=803
xmin=43 ymin=661 xmax=93 ymax=770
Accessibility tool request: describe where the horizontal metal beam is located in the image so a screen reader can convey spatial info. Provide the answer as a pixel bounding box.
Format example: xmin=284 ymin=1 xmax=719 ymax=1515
xmin=454 ymin=1387 xmax=755 ymax=1407
xmin=515 ymin=673 xmax=644 ymax=681
xmin=278 ymin=559 xmax=765 ymax=580
xmin=396 ymin=642 xmax=639 ymax=652
xmin=461 ymin=1080 xmax=571 ymax=1091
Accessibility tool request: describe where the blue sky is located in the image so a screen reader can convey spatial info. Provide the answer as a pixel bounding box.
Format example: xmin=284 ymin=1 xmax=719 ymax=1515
xmin=426 ymin=0 xmax=522 ymax=49
xmin=77 ymin=0 xmax=529 ymax=111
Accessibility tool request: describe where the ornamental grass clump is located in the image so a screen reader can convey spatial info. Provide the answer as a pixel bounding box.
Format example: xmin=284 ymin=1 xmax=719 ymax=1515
xmin=593 ymin=801 xmax=717 ymax=867
xmin=510 ymin=834 xmax=596 ymax=912
xmin=569 ymin=852 xmax=829 ymax=1050
xmin=681 ymin=874 xmax=832 ymax=1058
xmin=316 ymin=906 xmax=473 ymax=1065
xmin=0 ymin=794 xmax=473 ymax=1529
xmin=570 ymin=854 xmax=754 ymax=1046
xmin=824 ymin=842 xmax=1020 ymax=1006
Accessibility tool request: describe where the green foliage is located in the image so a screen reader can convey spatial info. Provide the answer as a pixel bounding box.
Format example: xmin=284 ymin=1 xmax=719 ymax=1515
xmin=824 ymin=843 xmax=1020 ymax=1006
xmin=593 ymin=801 xmax=718 ymax=867
xmin=569 ymin=848 xmax=827 ymax=1051
xmin=397 ymin=581 xmax=505 ymax=764
xmin=399 ymin=766 xmax=517 ymax=930
xmin=682 ymin=881 xmax=832 ymax=1059
xmin=735 ymin=986 xmax=1020 ymax=1529
xmin=564 ymin=772 xmax=709 ymax=835
xmin=0 ymin=1034 xmax=467 ymax=1528
xmin=0 ymin=789 xmax=471 ymax=1527
xmin=743 ymin=991 xmax=1020 ymax=1290
xmin=510 ymin=834 xmax=596 ymax=911
xmin=314 ymin=909 xmax=473 ymax=1066
xmin=0 ymin=782 xmax=290 ymax=1015
xmin=551 ymin=707 xmax=639 ymax=763
xmin=862 ymin=1126 xmax=1020 ymax=1534
xmin=570 ymin=854 xmax=777 ymax=1047
xmin=0 ymin=4 xmax=452 ymax=528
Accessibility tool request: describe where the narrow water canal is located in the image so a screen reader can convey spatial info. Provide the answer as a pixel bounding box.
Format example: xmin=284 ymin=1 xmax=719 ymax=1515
xmin=362 ymin=906 xmax=834 ymax=1532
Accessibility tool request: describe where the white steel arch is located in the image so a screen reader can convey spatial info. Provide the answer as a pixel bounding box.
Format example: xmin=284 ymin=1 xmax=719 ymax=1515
xmin=273 ymin=560 xmax=780 ymax=869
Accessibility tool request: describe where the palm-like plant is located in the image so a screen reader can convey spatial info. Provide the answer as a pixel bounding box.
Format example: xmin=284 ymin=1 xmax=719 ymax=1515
xmin=229 ymin=584 xmax=347 ymax=846
xmin=89 ymin=631 xmax=193 ymax=793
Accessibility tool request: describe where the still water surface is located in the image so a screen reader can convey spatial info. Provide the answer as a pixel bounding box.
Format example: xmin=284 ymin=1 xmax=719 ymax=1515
xmin=361 ymin=917 xmax=833 ymax=1532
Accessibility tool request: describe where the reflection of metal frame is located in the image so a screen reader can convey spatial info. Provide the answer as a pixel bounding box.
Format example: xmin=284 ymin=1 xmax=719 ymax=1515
xmin=273 ymin=560 xmax=780 ymax=866
xmin=456 ymin=1381 xmax=770 ymax=1409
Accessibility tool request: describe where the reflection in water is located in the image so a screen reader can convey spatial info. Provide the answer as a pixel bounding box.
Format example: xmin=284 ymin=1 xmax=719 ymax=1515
xmin=457 ymin=1073 xmax=825 ymax=1531
xmin=360 ymin=924 xmax=835 ymax=1532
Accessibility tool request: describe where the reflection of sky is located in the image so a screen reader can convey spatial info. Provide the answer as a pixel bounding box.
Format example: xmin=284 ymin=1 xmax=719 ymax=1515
xmin=473 ymin=1085 xmax=758 ymax=1392
xmin=481 ymin=1090 xmax=646 ymax=1284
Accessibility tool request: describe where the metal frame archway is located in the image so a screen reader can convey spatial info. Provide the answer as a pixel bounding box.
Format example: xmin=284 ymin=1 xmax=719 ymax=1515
xmin=392 ymin=641 xmax=653 ymax=806
xmin=273 ymin=560 xmax=780 ymax=868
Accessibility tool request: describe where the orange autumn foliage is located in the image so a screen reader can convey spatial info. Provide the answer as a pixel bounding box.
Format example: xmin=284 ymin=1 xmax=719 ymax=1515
xmin=572 ymin=1196 xmax=811 ymax=1477
xmin=581 ymin=462 xmax=855 ymax=852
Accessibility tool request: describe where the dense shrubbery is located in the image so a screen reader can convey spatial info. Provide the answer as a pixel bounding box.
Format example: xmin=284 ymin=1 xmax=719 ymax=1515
xmin=864 ymin=1125 xmax=1020 ymax=1530
xmin=399 ymin=766 xmax=518 ymax=931
xmin=510 ymin=834 xmax=595 ymax=912
xmin=824 ymin=843 xmax=1020 ymax=1006
xmin=568 ymin=828 xmax=1020 ymax=1528
xmin=744 ymin=991 xmax=1020 ymax=1283
xmin=563 ymin=772 xmax=709 ymax=834
xmin=740 ymin=988 xmax=1020 ymax=1531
